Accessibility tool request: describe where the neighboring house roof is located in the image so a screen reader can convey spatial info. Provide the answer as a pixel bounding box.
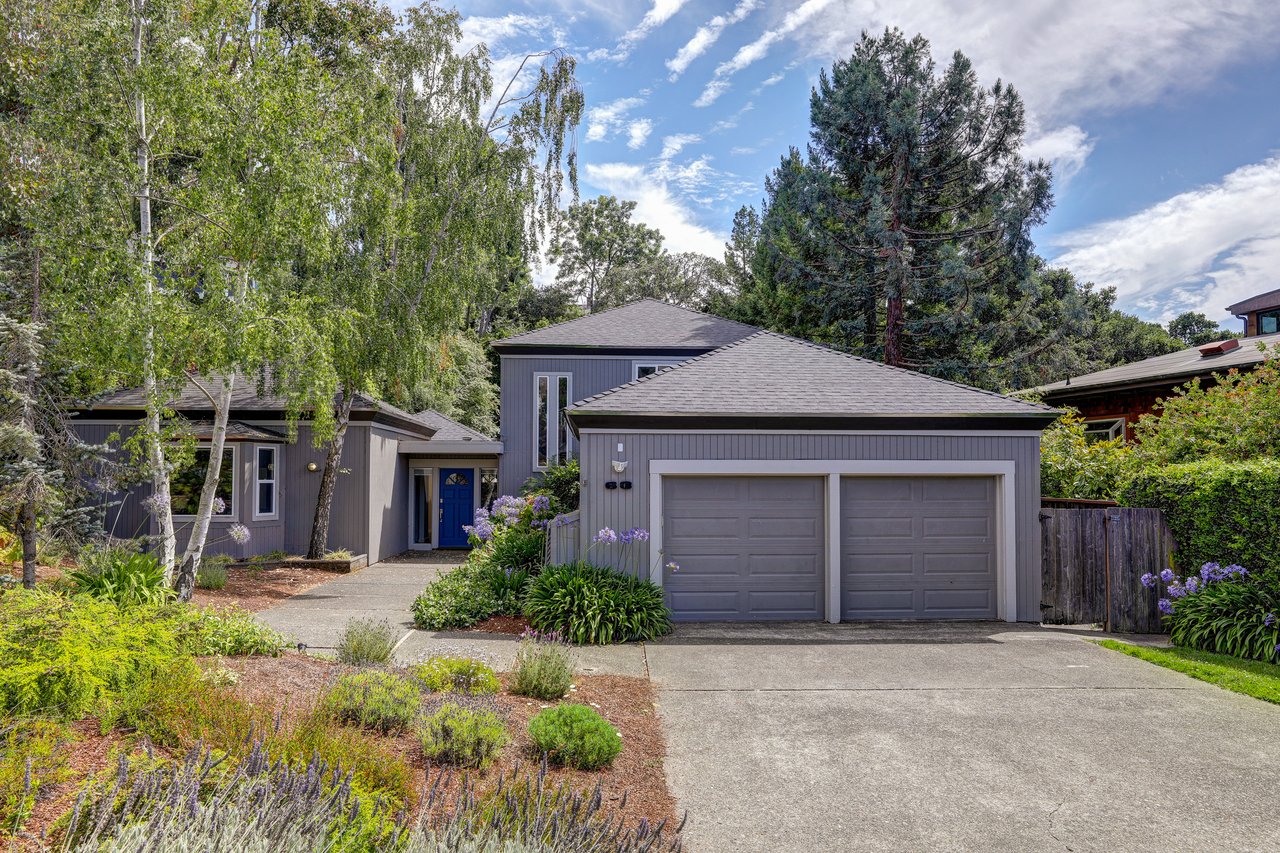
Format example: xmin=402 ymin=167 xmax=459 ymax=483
xmin=1034 ymin=333 xmax=1280 ymax=399
xmin=1226 ymin=288 xmax=1280 ymax=316
xmin=489 ymin=299 xmax=760 ymax=354
xmin=84 ymin=376 xmax=436 ymax=438
xmin=566 ymin=331 xmax=1058 ymax=430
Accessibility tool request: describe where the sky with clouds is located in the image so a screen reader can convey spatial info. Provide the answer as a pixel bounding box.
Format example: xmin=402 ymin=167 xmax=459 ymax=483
xmin=431 ymin=0 xmax=1280 ymax=326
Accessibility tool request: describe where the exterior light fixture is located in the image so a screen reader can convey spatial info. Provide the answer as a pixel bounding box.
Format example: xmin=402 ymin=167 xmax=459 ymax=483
xmin=306 ymin=461 xmax=318 ymax=472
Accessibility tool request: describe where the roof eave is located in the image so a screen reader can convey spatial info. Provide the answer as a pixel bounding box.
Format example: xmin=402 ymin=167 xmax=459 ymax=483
xmin=490 ymin=343 xmax=719 ymax=356
xmin=566 ymin=410 xmax=1060 ymax=434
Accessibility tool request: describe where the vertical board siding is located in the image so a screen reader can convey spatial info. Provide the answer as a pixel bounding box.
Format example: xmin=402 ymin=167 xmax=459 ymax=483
xmin=498 ymin=356 xmax=637 ymax=495
xmin=545 ymin=511 xmax=581 ymax=564
xmin=282 ymin=424 xmax=369 ymax=558
xmin=367 ymin=428 xmax=409 ymax=562
xmin=578 ymin=431 xmax=1044 ymax=622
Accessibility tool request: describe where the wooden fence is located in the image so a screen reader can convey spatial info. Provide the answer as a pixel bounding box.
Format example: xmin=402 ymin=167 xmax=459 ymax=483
xmin=544 ymin=510 xmax=580 ymax=565
xmin=1040 ymin=506 xmax=1176 ymax=633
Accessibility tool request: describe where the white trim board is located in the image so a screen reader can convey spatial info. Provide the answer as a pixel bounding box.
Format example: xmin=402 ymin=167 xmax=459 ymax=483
xmin=647 ymin=459 xmax=1018 ymax=623
xmin=581 ymin=428 xmax=1044 ymax=438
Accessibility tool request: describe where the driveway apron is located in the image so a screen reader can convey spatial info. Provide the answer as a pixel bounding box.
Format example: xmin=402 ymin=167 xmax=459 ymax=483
xmin=648 ymin=622 xmax=1280 ymax=852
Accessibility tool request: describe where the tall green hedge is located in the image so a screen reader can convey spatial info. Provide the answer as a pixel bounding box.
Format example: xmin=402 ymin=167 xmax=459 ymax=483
xmin=1119 ymin=458 xmax=1280 ymax=577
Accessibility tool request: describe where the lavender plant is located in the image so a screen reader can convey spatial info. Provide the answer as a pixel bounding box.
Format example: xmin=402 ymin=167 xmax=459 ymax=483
xmin=509 ymin=631 xmax=575 ymax=701
xmin=336 ymin=618 xmax=398 ymax=666
xmin=322 ymin=671 xmax=421 ymax=732
xmin=413 ymin=657 xmax=500 ymax=695
xmin=418 ymin=696 xmax=509 ymax=770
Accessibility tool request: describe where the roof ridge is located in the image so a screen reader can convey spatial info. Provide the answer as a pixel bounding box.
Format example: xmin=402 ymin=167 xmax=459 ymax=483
xmin=492 ymin=298 xmax=760 ymax=346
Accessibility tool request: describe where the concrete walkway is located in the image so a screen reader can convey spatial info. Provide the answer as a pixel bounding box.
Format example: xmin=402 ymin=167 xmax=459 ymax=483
xmin=647 ymin=622 xmax=1280 ymax=852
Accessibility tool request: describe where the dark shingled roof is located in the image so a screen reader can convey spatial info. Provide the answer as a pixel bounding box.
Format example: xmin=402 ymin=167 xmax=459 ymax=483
xmin=567 ymin=332 xmax=1057 ymax=429
xmin=490 ymin=299 xmax=759 ymax=353
xmin=1226 ymin=287 xmax=1280 ymax=316
xmin=412 ymin=409 xmax=493 ymax=442
xmin=1034 ymin=333 xmax=1280 ymax=398
xmin=180 ymin=421 xmax=285 ymax=442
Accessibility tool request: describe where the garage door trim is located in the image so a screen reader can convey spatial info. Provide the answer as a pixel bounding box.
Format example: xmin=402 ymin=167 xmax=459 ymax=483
xmin=648 ymin=459 xmax=1017 ymax=623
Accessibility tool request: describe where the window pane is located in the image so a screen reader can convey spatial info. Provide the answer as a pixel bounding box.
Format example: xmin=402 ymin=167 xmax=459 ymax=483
xmin=480 ymin=469 xmax=498 ymax=509
xmin=1260 ymin=312 xmax=1279 ymax=335
xmin=637 ymin=365 xmax=658 ymax=378
xmin=257 ymin=447 xmax=275 ymax=481
xmin=445 ymin=472 xmax=469 ymax=486
xmin=170 ymin=448 xmax=234 ymax=516
xmin=557 ymin=376 xmax=570 ymax=464
xmin=257 ymin=482 xmax=274 ymax=515
xmin=536 ymin=375 xmax=549 ymax=468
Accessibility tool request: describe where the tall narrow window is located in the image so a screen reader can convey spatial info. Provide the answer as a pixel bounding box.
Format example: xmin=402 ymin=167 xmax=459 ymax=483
xmin=254 ymin=446 xmax=278 ymax=519
xmin=534 ymin=372 xmax=572 ymax=470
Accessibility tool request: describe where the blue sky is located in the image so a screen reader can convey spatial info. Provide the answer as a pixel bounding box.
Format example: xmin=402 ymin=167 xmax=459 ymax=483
xmin=433 ymin=0 xmax=1280 ymax=326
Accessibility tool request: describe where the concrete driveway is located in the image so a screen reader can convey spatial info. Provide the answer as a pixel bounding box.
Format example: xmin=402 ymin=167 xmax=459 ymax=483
xmin=648 ymin=623 xmax=1280 ymax=852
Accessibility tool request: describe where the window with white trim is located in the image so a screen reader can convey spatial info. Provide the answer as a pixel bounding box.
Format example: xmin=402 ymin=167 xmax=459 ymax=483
xmin=534 ymin=373 xmax=572 ymax=470
xmin=632 ymin=360 xmax=684 ymax=380
xmin=1083 ymin=417 xmax=1126 ymax=442
xmin=254 ymin=445 xmax=279 ymax=519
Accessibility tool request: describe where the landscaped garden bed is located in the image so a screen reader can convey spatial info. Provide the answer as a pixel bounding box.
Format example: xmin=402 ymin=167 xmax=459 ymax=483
xmin=191 ymin=562 xmax=338 ymax=611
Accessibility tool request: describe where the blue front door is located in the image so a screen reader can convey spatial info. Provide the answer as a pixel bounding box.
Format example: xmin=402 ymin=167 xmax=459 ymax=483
xmin=439 ymin=468 xmax=474 ymax=548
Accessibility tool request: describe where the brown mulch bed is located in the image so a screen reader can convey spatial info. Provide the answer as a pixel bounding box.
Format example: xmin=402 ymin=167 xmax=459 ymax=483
xmin=191 ymin=564 xmax=335 ymax=612
xmin=464 ymin=614 xmax=531 ymax=635
xmin=223 ymin=653 xmax=679 ymax=835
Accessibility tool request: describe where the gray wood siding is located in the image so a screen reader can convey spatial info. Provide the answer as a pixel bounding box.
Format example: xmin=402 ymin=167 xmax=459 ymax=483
xmin=498 ymin=355 xmax=638 ymax=495
xmin=281 ymin=424 xmax=369 ymax=558
xmin=367 ymin=427 xmax=408 ymax=561
xmin=577 ymin=431 xmax=1044 ymax=622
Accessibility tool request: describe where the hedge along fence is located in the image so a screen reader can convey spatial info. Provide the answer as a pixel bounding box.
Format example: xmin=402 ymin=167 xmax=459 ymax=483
xmin=1119 ymin=458 xmax=1280 ymax=578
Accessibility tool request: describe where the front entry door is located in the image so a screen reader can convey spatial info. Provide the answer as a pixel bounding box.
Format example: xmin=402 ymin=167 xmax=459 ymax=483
xmin=438 ymin=468 xmax=474 ymax=548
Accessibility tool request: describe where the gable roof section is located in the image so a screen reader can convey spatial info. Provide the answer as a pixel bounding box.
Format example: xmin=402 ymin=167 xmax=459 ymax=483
xmin=412 ymin=409 xmax=492 ymax=442
xmin=490 ymin=299 xmax=760 ymax=354
xmin=1034 ymin=334 xmax=1279 ymax=399
xmin=1226 ymin=288 xmax=1280 ymax=316
xmin=567 ymin=332 xmax=1058 ymax=431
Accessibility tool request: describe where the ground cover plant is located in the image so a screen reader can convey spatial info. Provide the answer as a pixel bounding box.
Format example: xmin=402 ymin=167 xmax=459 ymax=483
xmin=322 ymin=671 xmax=422 ymax=732
xmin=509 ymin=632 xmax=575 ymax=700
xmin=337 ymin=618 xmax=398 ymax=666
xmin=527 ymin=704 xmax=622 ymax=771
xmin=413 ymin=657 xmax=500 ymax=695
xmin=524 ymin=562 xmax=671 ymax=645
xmin=1097 ymin=640 xmax=1280 ymax=705
xmin=195 ymin=555 xmax=231 ymax=590
xmin=418 ymin=698 xmax=509 ymax=769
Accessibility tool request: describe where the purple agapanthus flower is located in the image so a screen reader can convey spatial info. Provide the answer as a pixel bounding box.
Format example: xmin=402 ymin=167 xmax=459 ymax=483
xmin=531 ymin=494 xmax=551 ymax=515
xmin=1167 ymin=582 xmax=1187 ymax=599
xmin=464 ymin=507 xmax=496 ymax=541
xmin=212 ymin=496 xmax=227 ymax=514
xmin=1140 ymin=572 xmax=1157 ymax=589
xmin=1226 ymin=564 xmax=1247 ymax=577
xmin=665 ymin=561 xmax=680 ymax=573
xmin=1184 ymin=576 xmax=1200 ymax=595
xmin=1157 ymin=598 xmax=1174 ymax=615
xmin=142 ymin=492 xmax=170 ymax=514
xmin=627 ymin=527 xmax=650 ymax=542
xmin=228 ymin=523 xmax=250 ymax=545
xmin=1264 ymin=612 xmax=1277 ymax=628
xmin=592 ymin=527 xmax=618 ymax=544
xmin=1159 ymin=568 xmax=1176 ymax=584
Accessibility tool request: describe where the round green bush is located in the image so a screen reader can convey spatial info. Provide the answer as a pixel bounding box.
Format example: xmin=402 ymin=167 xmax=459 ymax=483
xmin=412 ymin=656 xmax=500 ymax=695
xmin=524 ymin=563 xmax=672 ymax=645
xmin=527 ymin=704 xmax=621 ymax=771
xmin=321 ymin=671 xmax=420 ymax=732
xmin=418 ymin=700 xmax=509 ymax=769
xmin=411 ymin=565 xmax=501 ymax=630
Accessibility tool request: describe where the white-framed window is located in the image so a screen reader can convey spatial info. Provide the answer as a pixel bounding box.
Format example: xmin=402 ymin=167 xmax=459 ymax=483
xmin=534 ymin=372 xmax=573 ymax=470
xmin=1083 ymin=417 xmax=1126 ymax=442
xmin=170 ymin=445 xmax=236 ymax=519
xmin=632 ymin=359 xmax=684 ymax=380
xmin=409 ymin=466 xmax=433 ymax=547
xmin=253 ymin=444 xmax=279 ymax=520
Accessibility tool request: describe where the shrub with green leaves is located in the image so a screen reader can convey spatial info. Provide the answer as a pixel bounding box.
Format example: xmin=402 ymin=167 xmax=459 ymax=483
xmin=412 ymin=564 xmax=502 ymax=630
xmin=1 ymin=719 xmax=73 ymax=833
xmin=509 ymin=634 xmax=574 ymax=701
xmin=418 ymin=699 xmax=509 ymax=769
xmin=524 ymin=562 xmax=672 ymax=645
xmin=520 ymin=458 xmax=580 ymax=514
xmin=1166 ymin=576 xmax=1280 ymax=663
xmin=527 ymin=704 xmax=621 ymax=771
xmin=69 ymin=549 xmax=173 ymax=607
xmin=0 ymin=589 xmax=181 ymax=718
xmin=1039 ymin=410 xmax=1129 ymax=500
xmin=485 ymin=527 xmax=545 ymax=574
xmin=169 ymin=606 xmax=288 ymax=657
xmin=413 ymin=657 xmax=500 ymax=695
xmin=322 ymin=671 xmax=420 ymax=732
xmin=195 ymin=555 xmax=231 ymax=590
xmin=479 ymin=564 xmax=531 ymax=611
xmin=336 ymin=618 xmax=397 ymax=666
xmin=1120 ymin=458 xmax=1280 ymax=577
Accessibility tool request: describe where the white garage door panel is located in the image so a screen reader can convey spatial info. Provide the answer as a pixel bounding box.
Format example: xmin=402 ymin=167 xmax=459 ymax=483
xmin=842 ymin=476 xmax=998 ymax=620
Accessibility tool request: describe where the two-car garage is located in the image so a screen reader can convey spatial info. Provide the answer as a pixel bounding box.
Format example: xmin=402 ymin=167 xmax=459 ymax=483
xmin=660 ymin=473 xmax=1000 ymax=622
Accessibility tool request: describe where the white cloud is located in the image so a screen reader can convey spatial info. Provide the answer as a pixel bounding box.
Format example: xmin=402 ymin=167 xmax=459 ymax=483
xmin=590 ymin=0 xmax=689 ymax=62
xmin=1051 ymin=156 xmax=1280 ymax=323
xmin=585 ymin=162 xmax=726 ymax=257
xmin=666 ymin=0 xmax=760 ymax=80
xmin=1022 ymin=124 xmax=1094 ymax=185
xmin=695 ymin=0 xmax=835 ymax=106
xmin=627 ymin=119 xmax=654 ymax=149
xmin=660 ymin=133 xmax=701 ymax=160
xmin=585 ymin=96 xmax=646 ymax=142
xmin=709 ymin=101 xmax=754 ymax=133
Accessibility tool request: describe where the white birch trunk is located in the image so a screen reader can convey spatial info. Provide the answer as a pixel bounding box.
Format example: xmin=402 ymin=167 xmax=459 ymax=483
xmin=173 ymin=372 xmax=235 ymax=601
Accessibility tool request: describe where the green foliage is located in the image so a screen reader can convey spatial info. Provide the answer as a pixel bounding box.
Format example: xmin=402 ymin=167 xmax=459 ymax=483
xmin=527 ymin=704 xmax=621 ymax=771
xmin=322 ymin=671 xmax=421 ymax=732
xmin=1119 ymin=459 xmax=1280 ymax=577
xmin=486 ymin=527 xmax=546 ymax=574
xmin=0 ymin=718 xmax=72 ymax=833
xmin=1165 ymin=580 xmax=1280 ymax=664
xmin=524 ymin=563 xmax=672 ymax=645
xmin=1130 ymin=352 xmax=1280 ymax=467
xmin=520 ymin=458 xmax=580 ymax=514
xmin=69 ymin=549 xmax=173 ymax=607
xmin=479 ymin=565 xmax=532 ymax=610
xmin=508 ymin=636 xmax=574 ymax=701
xmin=1039 ymin=410 xmax=1130 ymax=500
xmin=549 ymin=196 xmax=664 ymax=312
xmin=1167 ymin=311 xmax=1232 ymax=348
xmin=418 ymin=700 xmax=509 ymax=769
xmin=336 ymin=618 xmax=397 ymax=666
xmin=412 ymin=564 xmax=502 ymax=630
xmin=166 ymin=605 xmax=288 ymax=657
xmin=0 ymin=589 xmax=181 ymax=718
xmin=195 ymin=555 xmax=231 ymax=590
xmin=321 ymin=548 xmax=356 ymax=561
xmin=1097 ymin=640 xmax=1280 ymax=705
xmin=413 ymin=657 xmax=500 ymax=695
